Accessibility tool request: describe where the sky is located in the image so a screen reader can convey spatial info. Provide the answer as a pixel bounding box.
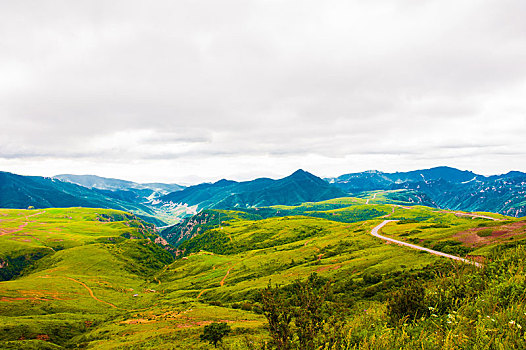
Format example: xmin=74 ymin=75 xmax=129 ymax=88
xmin=1 ymin=0 xmax=525 ymax=184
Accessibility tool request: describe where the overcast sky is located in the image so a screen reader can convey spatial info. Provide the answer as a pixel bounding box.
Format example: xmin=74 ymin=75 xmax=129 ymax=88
xmin=1 ymin=0 xmax=525 ymax=184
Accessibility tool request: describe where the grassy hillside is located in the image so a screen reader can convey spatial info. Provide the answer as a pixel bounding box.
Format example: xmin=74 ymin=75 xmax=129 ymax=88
xmin=0 ymin=208 xmax=174 ymax=348
xmin=1 ymin=196 xmax=525 ymax=349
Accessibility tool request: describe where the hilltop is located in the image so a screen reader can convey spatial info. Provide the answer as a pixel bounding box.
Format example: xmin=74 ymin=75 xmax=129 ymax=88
xmin=3 ymin=167 xmax=526 ymax=226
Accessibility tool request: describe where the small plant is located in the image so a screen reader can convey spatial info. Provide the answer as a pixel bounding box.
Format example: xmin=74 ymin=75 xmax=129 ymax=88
xmin=200 ymin=322 xmax=232 ymax=348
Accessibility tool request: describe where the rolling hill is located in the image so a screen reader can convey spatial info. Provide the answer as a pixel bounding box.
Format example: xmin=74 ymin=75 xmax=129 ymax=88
xmin=1 ymin=193 xmax=525 ymax=348
xmin=0 ymin=208 xmax=174 ymax=348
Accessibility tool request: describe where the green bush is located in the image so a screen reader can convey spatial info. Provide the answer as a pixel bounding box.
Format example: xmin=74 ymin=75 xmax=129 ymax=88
xmin=200 ymin=322 xmax=231 ymax=348
xmin=386 ymin=281 xmax=427 ymax=324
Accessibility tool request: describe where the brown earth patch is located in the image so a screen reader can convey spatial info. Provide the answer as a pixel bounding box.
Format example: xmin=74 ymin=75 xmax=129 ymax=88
xmin=19 ymin=289 xmax=66 ymax=300
xmin=316 ymin=265 xmax=331 ymax=272
xmin=316 ymin=264 xmax=342 ymax=273
xmin=491 ymin=230 xmax=508 ymax=237
xmin=455 ymin=221 xmax=526 ymax=247
xmin=0 ymin=297 xmax=51 ymax=302
xmin=466 ymin=255 xmax=487 ymax=264
xmin=455 ymin=230 xmax=489 ymax=247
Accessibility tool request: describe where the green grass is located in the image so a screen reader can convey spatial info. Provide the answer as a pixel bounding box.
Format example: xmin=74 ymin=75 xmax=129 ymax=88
xmin=1 ymin=199 xmax=524 ymax=349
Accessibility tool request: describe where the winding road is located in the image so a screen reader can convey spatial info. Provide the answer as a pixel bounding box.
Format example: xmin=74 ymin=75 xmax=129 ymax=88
xmin=447 ymin=212 xmax=501 ymax=221
xmin=371 ymin=220 xmax=482 ymax=267
xmin=365 ymin=193 xmax=378 ymax=205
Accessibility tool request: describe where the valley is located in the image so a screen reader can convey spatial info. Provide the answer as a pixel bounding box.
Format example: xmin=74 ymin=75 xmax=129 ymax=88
xmin=1 ymin=184 xmax=525 ymax=348
xmin=0 ymin=171 xmax=526 ymax=349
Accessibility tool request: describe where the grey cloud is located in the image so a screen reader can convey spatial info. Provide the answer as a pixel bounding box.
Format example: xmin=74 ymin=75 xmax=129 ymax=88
xmin=141 ymin=130 xmax=212 ymax=145
xmin=1 ymin=0 xmax=525 ymax=180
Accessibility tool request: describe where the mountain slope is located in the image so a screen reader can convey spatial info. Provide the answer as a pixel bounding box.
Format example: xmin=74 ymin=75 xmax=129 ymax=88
xmin=326 ymin=166 xmax=480 ymax=192
xmin=328 ymin=167 xmax=526 ymax=217
xmin=1 ymin=198 xmax=524 ymax=348
xmin=0 ymin=208 xmax=173 ymax=348
xmin=54 ymin=174 xmax=184 ymax=194
xmin=158 ymin=169 xmax=347 ymax=210
xmin=0 ymin=172 xmax=165 ymax=225
xmin=396 ymin=173 xmax=526 ymax=217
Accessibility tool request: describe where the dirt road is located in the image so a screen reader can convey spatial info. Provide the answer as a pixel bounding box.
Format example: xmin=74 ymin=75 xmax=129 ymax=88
xmin=220 ymin=267 xmax=233 ymax=287
xmin=447 ymin=212 xmax=501 ymax=221
xmin=365 ymin=193 xmax=378 ymax=205
xmin=371 ymin=220 xmax=481 ymax=267
xmin=65 ymin=276 xmax=118 ymax=308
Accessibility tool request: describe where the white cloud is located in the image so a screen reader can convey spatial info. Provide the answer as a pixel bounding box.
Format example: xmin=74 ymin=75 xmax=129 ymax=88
xmin=0 ymin=0 xmax=525 ymax=183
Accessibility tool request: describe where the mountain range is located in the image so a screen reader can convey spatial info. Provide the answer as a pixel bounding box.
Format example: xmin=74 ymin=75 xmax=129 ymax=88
xmin=327 ymin=166 xmax=526 ymax=217
xmin=1 ymin=167 xmax=526 ymax=225
xmin=158 ymin=169 xmax=347 ymax=210
xmin=0 ymin=171 xmax=168 ymax=226
xmin=54 ymin=174 xmax=184 ymax=195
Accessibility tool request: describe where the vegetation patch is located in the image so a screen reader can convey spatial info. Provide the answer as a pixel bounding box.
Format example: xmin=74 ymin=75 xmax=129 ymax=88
xmin=476 ymin=229 xmax=493 ymax=237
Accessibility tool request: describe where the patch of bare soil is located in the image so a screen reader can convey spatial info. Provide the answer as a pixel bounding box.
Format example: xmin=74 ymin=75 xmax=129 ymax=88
xmin=455 ymin=221 xmax=526 ymax=247
xmin=316 ymin=264 xmax=342 ymax=273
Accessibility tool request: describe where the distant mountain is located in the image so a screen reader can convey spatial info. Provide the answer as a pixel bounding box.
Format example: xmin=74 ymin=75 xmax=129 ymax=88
xmin=395 ymin=173 xmax=526 ymax=217
xmin=0 ymin=171 xmax=166 ymax=225
xmin=158 ymin=169 xmax=348 ymax=210
xmin=53 ymin=174 xmax=189 ymax=225
xmin=326 ymin=166 xmax=480 ymax=192
xmin=54 ymin=174 xmax=184 ymax=196
xmin=328 ymin=167 xmax=526 ymax=217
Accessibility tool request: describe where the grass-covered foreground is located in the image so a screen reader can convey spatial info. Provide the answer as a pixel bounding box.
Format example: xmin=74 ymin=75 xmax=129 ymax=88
xmin=1 ymin=194 xmax=525 ymax=349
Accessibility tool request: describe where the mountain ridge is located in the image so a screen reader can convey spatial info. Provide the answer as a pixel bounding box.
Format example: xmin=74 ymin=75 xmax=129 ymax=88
xmin=159 ymin=169 xmax=347 ymax=210
xmin=54 ymin=174 xmax=184 ymax=194
xmin=327 ymin=166 xmax=526 ymax=217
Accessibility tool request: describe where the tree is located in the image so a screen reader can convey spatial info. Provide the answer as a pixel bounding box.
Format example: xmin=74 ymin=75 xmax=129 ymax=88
xmin=261 ymin=273 xmax=345 ymax=350
xmin=200 ymin=322 xmax=231 ymax=348
xmin=261 ymin=282 xmax=294 ymax=349
xmin=292 ymin=273 xmax=331 ymax=349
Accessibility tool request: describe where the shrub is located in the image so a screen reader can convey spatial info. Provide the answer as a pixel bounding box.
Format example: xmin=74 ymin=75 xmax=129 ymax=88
xmin=200 ymin=322 xmax=231 ymax=348
xmin=386 ymin=281 xmax=427 ymax=324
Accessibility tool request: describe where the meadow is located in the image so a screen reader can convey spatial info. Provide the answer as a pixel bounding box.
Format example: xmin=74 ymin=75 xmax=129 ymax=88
xmin=1 ymin=191 xmax=525 ymax=348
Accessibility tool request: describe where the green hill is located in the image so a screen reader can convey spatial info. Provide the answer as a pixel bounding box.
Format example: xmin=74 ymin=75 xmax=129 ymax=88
xmin=1 ymin=196 xmax=525 ymax=349
xmin=0 ymin=208 xmax=174 ymax=348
